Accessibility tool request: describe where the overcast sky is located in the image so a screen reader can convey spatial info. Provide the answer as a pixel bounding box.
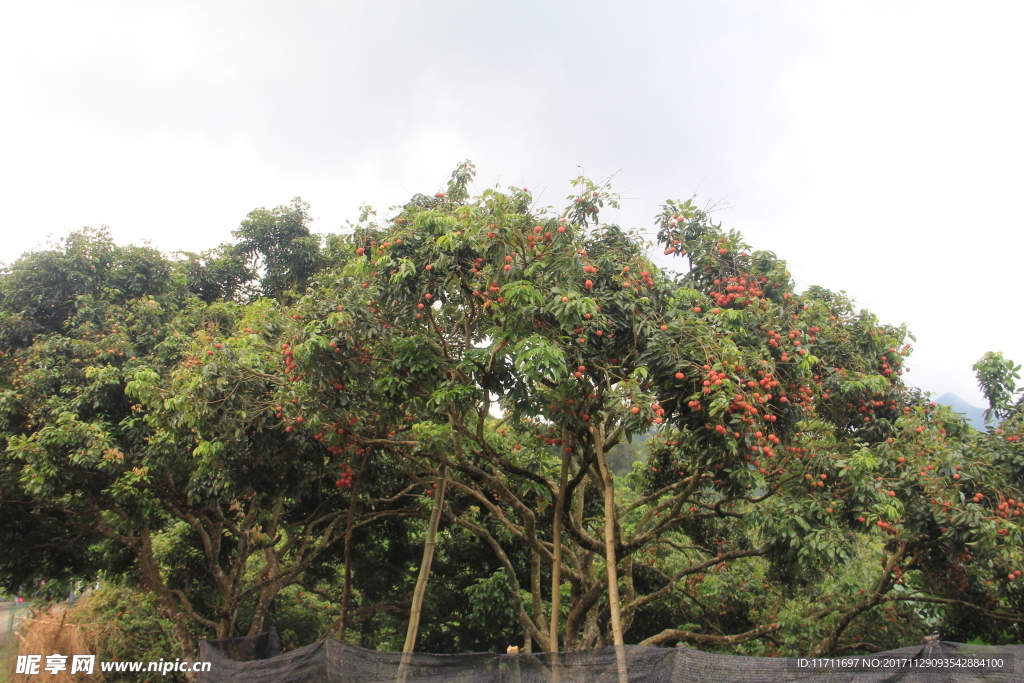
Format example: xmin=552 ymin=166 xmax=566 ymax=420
xmin=2 ymin=1 xmax=1021 ymax=408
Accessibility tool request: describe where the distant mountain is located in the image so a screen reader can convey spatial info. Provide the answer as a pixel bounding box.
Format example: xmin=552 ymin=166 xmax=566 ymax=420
xmin=936 ymin=393 xmax=990 ymax=430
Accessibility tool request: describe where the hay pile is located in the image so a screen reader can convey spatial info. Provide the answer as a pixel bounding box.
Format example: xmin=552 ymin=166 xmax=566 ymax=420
xmin=10 ymin=603 xmax=107 ymax=683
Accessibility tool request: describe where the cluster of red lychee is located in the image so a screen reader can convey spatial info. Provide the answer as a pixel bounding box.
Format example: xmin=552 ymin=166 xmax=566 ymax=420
xmin=661 ymin=216 xmax=689 ymax=255
xmin=526 ymin=226 xmax=557 ymax=257
xmin=620 ymin=265 xmax=654 ymax=290
xmin=336 ymin=463 xmax=354 ymax=489
xmin=472 ymin=283 xmax=503 ymax=309
xmin=993 ymin=497 xmax=1024 ymax=519
xmin=845 ymin=393 xmax=899 ymax=424
xmin=708 ymin=275 xmax=764 ymax=308
xmin=280 ymin=343 xmax=303 ymax=383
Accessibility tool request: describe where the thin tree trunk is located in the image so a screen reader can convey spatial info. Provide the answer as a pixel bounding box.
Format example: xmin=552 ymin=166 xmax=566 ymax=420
xmin=548 ymin=429 xmax=573 ymax=683
xmin=249 ymin=500 xmax=286 ymax=636
xmin=137 ymin=526 xmax=197 ymax=660
xmin=398 ymin=464 xmax=447 ymax=681
xmin=563 ymin=477 xmax=590 ymax=651
xmin=338 ymin=449 xmax=372 ymax=640
xmin=529 ymin=548 xmax=547 ymax=648
xmin=549 ymin=428 xmax=571 ymax=653
xmin=594 ymin=421 xmax=627 ymax=683
xmin=248 ymin=578 xmax=280 ymax=636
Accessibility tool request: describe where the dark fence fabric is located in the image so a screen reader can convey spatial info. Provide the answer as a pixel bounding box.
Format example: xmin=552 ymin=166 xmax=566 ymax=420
xmin=197 ymin=637 xmax=1024 ymax=683
xmin=202 ymin=629 xmax=281 ymax=662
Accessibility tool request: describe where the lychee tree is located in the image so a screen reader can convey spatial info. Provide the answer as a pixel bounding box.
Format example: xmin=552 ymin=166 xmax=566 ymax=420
xmin=275 ymin=162 xmax=1024 ymax=656
xmin=641 ymin=205 xmax=1024 ymax=652
xmin=0 ymin=229 xmax=419 ymax=654
xmin=123 ymin=296 xmax=429 ymax=642
xmin=6 ymin=167 xmax=1024 ymax=661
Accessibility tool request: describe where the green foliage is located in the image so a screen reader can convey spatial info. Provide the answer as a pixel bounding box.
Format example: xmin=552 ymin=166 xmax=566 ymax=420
xmin=4 ymin=163 xmax=1024 ymax=662
xmin=974 ymin=352 xmax=1022 ymax=422
xmin=262 ymin=585 xmax=338 ymax=651
xmin=606 ymin=434 xmax=647 ymax=477
xmin=175 ymin=243 xmax=255 ymax=303
xmin=464 ymin=570 xmax=517 ymax=632
xmin=0 ymin=227 xmax=174 ymax=345
xmin=72 ymin=585 xmax=185 ymax=664
xmin=232 ymin=198 xmax=321 ymax=300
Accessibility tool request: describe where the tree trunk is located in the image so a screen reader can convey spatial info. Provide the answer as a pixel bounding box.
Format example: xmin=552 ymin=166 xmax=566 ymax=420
xmin=402 ymin=465 xmax=448 ymax=653
xmin=338 ymin=449 xmax=372 ymax=640
xmin=563 ymin=479 xmax=591 ymax=650
xmin=249 ymin=500 xmax=285 ymax=636
xmin=594 ymin=422 xmax=628 ymax=683
xmin=549 ymin=428 xmax=572 ymax=654
xmin=530 ymin=548 xmax=546 ymax=647
xmin=136 ymin=527 xmax=197 ymax=660
xmin=248 ymin=579 xmax=280 ymax=636
xmin=548 ymin=438 xmax=569 ymax=683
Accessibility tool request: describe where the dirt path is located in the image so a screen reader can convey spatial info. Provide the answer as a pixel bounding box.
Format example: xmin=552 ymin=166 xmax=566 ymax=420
xmin=0 ymin=601 xmax=13 ymax=648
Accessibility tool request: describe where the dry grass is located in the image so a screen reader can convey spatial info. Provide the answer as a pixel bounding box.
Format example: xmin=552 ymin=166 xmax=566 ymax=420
xmin=0 ymin=635 xmax=18 ymax=683
xmin=7 ymin=603 xmax=108 ymax=683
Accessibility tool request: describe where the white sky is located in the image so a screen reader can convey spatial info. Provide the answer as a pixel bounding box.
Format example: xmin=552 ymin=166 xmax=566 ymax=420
xmin=1 ymin=0 xmax=1021 ymax=407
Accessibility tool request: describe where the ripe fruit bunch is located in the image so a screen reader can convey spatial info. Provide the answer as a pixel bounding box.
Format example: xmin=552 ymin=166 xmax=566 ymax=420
xmin=336 ymin=463 xmax=354 ymax=489
xmin=539 ymin=432 xmax=563 ymax=446
xmin=659 ymin=215 xmax=693 ymax=255
xmin=994 ymin=497 xmax=1024 ymax=519
xmin=878 ymin=353 xmax=902 ymax=377
xmin=804 ymin=472 xmax=827 ymax=488
xmin=473 ymin=282 xmax=503 ymax=304
xmin=875 ymin=519 xmax=900 ymax=535
xmin=620 ymin=266 xmax=655 ymax=291
xmin=843 ymin=394 xmax=900 ymax=422
xmin=724 ymin=381 xmax=782 ymax=425
xmin=778 ymin=381 xmax=812 ymax=409
xmin=280 ymin=343 xmax=303 ymax=382
xmin=751 ymin=367 xmax=780 ymax=389
xmin=525 ymin=226 xmax=556 ymax=257
xmin=941 ymin=564 xmax=971 ymax=595
xmin=747 ymin=434 xmax=776 ymax=457
xmin=700 ymin=365 xmax=729 ymax=395
xmin=708 ymin=275 xmax=764 ymax=308
xmin=183 ymin=353 xmax=204 ymax=368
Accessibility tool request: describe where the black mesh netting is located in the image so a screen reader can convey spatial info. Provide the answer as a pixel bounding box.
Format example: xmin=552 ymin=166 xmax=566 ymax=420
xmin=202 ymin=629 xmax=281 ymax=662
xmin=199 ymin=636 xmax=1023 ymax=682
